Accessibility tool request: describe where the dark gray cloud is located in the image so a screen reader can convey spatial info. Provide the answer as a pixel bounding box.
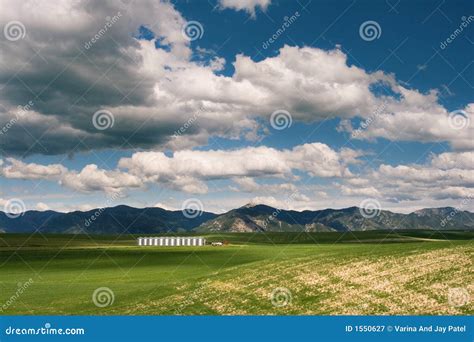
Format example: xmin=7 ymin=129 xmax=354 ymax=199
xmin=0 ymin=0 xmax=471 ymax=157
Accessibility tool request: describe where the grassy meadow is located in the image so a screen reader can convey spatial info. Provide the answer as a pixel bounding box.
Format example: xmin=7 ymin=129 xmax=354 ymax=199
xmin=0 ymin=231 xmax=472 ymax=315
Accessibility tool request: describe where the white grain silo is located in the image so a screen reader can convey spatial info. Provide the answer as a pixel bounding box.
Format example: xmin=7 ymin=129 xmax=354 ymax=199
xmin=137 ymin=236 xmax=206 ymax=247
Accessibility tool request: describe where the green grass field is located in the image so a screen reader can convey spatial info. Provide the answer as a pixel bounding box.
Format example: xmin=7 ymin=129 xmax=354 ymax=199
xmin=0 ymin=231 xmax=472 ymax=315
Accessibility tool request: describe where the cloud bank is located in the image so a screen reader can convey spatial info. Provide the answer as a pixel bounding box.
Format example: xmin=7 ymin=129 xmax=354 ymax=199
xmin=0 ymin=0 xmax=471 ymax=157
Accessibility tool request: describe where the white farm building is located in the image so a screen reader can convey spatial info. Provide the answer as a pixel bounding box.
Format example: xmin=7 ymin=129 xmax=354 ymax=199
xmin=137 ymin=236 xmax=206 ymax=247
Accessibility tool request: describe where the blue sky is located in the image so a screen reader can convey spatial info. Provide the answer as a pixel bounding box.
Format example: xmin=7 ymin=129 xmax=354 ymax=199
xmin=0 ymin=0 xmax=472 ymax=214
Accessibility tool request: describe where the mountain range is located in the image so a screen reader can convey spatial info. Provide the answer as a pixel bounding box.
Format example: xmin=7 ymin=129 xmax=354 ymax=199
xmin=0 ymin=204 xmax=473 ymax=234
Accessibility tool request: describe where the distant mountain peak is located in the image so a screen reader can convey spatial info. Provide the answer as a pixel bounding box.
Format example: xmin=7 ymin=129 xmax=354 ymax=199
xmin=413 ymin=207 xmax=457 ymax=216
xmin=241 ymin=202 xmax=258 ymax=209
xmin=0 ymin=204 xmax=472 ymax=234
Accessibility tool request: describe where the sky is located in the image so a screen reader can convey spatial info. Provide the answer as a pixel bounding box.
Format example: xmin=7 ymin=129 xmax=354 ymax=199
xmin=0 ymin=0 xmax=473 ymax=214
